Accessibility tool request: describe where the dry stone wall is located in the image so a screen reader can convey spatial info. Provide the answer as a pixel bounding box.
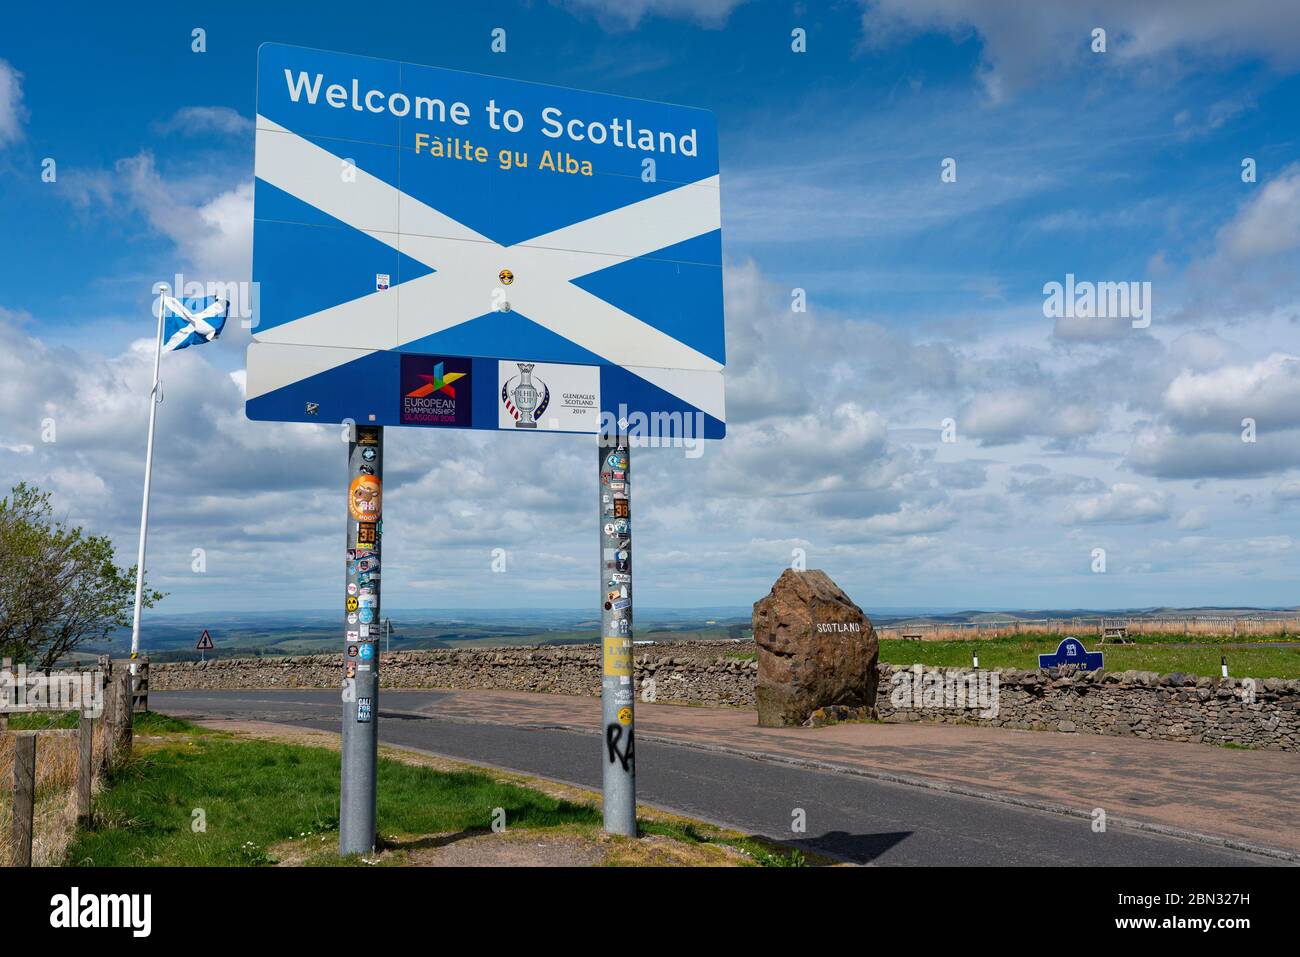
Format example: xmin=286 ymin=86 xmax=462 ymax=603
xmin=151 ymin=641 xmax=1300 ymax=751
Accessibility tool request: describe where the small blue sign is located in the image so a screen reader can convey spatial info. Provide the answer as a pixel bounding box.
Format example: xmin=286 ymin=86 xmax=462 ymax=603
xmin=1038 ymin=637 xmax=1104 ymax=672
xmin=359 ymin=643 xmax=374 ymax=661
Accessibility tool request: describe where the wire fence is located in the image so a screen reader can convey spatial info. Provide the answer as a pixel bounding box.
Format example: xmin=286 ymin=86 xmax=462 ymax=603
xmin=1 ymin=657 xmax=136 ymax=866
xmin=876 ymin=616 xmax=1300 ymax=641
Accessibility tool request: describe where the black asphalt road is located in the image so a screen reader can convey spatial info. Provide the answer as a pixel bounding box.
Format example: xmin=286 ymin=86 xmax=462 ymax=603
xmin=152 ymin=689 xmax=1282 ymax=867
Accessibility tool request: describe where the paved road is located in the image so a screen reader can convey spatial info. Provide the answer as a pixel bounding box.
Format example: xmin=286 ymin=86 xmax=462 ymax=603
xmin=152 ymin=689 xmax=1280 ymax=866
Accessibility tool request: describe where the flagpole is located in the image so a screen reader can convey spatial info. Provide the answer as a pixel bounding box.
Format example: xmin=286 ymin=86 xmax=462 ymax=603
xmin=129 ymin=286 xmax=167 ymax=671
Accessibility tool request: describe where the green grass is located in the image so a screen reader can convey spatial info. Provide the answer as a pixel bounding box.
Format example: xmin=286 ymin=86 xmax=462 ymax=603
xmin=58 ymin=714 xmax=814 ymax=867
xmin=636 ymin=818 xmax=810 ymax=866
xmin=4 ymin=710 xmax=193 ymax=732
xmin=5 ymin=710 xmax=81 ymax=730
xmin=64 ymin=716 xmax=600 ymax=866
xmin=879 ymin=635 xmax=1300 ymax=679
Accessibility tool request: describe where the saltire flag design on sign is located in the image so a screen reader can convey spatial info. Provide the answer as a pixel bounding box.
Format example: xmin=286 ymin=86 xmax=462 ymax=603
xmin=162 ymin=296 xmax=229 ymax=352
xmin=246 ymin=43 xmax=725 ymax=437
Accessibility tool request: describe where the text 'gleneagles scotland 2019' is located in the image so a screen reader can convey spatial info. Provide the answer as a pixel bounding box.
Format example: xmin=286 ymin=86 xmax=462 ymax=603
xmin=281 ymin=71 xmax=702 ymax=156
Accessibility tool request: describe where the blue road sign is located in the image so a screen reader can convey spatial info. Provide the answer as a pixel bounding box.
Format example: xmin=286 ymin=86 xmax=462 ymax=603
xmin=1038 ymin=637 xmax=1104 ymax=671
xmin=246 ymin=43 xmax=725 ymax=438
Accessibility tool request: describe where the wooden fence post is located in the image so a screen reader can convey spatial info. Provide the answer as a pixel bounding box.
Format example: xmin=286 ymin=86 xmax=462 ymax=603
xmin=133 ymin=656 xmax=150 ymax=713
xmin=0 ymin=656 xmax=10 ymax=733
xmin=100 ymin=668 xmax=117 ymax=772
xmin=116 ymin=670 xmax=132 ymax=756
xmin=11 ymin=732 xmax=36 ymax=867
xmin=78 ymin=712 xmax=94 ymax=825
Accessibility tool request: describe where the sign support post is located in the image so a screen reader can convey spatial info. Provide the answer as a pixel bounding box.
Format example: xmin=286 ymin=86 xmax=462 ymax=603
xmin=341 ymin=425 xmax=383 ymax=856
xmin=249 ymin=44 xmax=727 ymax=853
xmin=599 ymin=434 xmax=636 ymax=835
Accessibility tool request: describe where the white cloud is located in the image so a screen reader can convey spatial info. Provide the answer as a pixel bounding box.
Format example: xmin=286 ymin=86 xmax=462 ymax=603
xmin=59 ymin=152 xmax=253 ymax=283
xmin=1163 ymin=353 xmax=1300 ymax=432
xmin=1007 ymin=471 xmax=1106 ymax=498
xmin=1061 ymin=483 xmax=1171 ymax=525
xmin=1216 ymin=163 xmax=1300 ymax=260
xmin=1273 ymin=479 xmax=1300 ymax=502
xmin=1127 ymin=424 xmax=1300 ymax=479
xmin=859 ymin=0 xmax=1300 ymax=101
xmin=153 ymin=106 xmax=254 ymax=138
xmin=960 ymin=389 xmax=1104 ymax=446
xmin=559 ymin=0 xmax=747 ymax=29
xmin=0 ymin=59 xmax=26 ymax=145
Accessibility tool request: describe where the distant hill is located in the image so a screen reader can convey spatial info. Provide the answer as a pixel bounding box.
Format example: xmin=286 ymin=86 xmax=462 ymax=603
xmin=66 ymin=604 xmax=1300 ymax=664
xmin=70 ymin=607 xmax=755 ymax=664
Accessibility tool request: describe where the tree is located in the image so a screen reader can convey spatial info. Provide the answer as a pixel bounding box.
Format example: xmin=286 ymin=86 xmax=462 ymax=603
xmin=0 ymin=483 xmax=163 ymax=670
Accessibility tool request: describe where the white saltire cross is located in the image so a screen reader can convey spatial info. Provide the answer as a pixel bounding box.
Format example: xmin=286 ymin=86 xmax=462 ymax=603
xmin=250 ymin=116 xmax=723 ymax=420
xmin=162 ymin=296 xmax=229 ymax=353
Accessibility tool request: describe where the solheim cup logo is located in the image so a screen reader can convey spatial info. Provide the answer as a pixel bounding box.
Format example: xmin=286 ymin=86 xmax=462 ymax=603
xmin=502 ymin=362 xmax=550 ymax=428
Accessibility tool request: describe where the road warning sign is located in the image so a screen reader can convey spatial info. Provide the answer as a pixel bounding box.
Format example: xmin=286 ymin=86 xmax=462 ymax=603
xmin=196 ymin=630 xmax=215 ymax=651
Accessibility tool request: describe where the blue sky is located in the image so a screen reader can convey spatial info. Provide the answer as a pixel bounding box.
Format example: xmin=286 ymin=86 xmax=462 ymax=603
xmin=2 ymin=0 xmax=1300 ymax=616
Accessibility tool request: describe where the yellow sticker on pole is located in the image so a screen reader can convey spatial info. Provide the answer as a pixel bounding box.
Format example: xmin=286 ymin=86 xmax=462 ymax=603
xmin=603 ymin=637 xmax=632 ymax=677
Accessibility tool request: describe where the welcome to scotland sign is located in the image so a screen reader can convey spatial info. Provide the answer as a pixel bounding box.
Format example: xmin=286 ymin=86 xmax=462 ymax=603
xmin=245 ymin=43 xmax=725 ymax=438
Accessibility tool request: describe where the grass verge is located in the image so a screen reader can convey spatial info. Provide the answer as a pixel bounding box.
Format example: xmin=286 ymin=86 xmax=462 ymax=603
xmin=62 ymin=715 xmax=817 ymax=867
xmin=878 ymin=635 xmax=1300 ymax=679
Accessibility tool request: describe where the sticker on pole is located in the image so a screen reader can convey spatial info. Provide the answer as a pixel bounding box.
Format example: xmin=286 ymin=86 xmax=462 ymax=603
xmin=246 ymin=43 xmax=725 ymax=440
xmin=603 ymin=637 xmax=632 ymax=677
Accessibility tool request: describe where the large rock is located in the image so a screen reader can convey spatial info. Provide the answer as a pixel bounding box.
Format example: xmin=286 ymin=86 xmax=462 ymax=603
xmin=752 ymin=569 xmax=878 ymax=727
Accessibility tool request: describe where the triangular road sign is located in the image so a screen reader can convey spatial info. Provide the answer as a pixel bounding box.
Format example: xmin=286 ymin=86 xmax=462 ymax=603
xmin=196 ymin=629 xmax=215 ymax=651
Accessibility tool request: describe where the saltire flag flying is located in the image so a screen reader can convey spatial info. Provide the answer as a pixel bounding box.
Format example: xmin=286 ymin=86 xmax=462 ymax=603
xmin=162 ymin=296 xmax=229 ymax=352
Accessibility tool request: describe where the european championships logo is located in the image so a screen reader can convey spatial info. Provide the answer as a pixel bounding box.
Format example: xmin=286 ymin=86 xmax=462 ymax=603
xmin=405 ymin=361 xmax=465 ymax=399
xmin=501 ymin=362 xmax=550 ymax=428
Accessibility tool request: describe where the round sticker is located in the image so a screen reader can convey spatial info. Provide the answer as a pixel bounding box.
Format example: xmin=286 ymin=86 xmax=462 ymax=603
xmin=349 ymin=475 xmax=382 ymax=522
xmin=346 ymin=596 xmax=358 ymax=612
xmin=617 ymin=707 xmax=632 ymax=725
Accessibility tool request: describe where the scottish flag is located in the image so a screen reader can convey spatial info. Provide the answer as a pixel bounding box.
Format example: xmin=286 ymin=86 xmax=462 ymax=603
xmin=162 ymin=296 xmax=229 ymax=353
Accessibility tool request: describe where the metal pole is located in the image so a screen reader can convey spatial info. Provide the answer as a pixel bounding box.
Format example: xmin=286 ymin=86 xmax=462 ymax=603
xmin=341 ymin=424 xmax=383 ymax=856
xmin=599 ymin=434 xmax=636 ymax=835
xmin=129 ymin=287 xmax=167 ymax=671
